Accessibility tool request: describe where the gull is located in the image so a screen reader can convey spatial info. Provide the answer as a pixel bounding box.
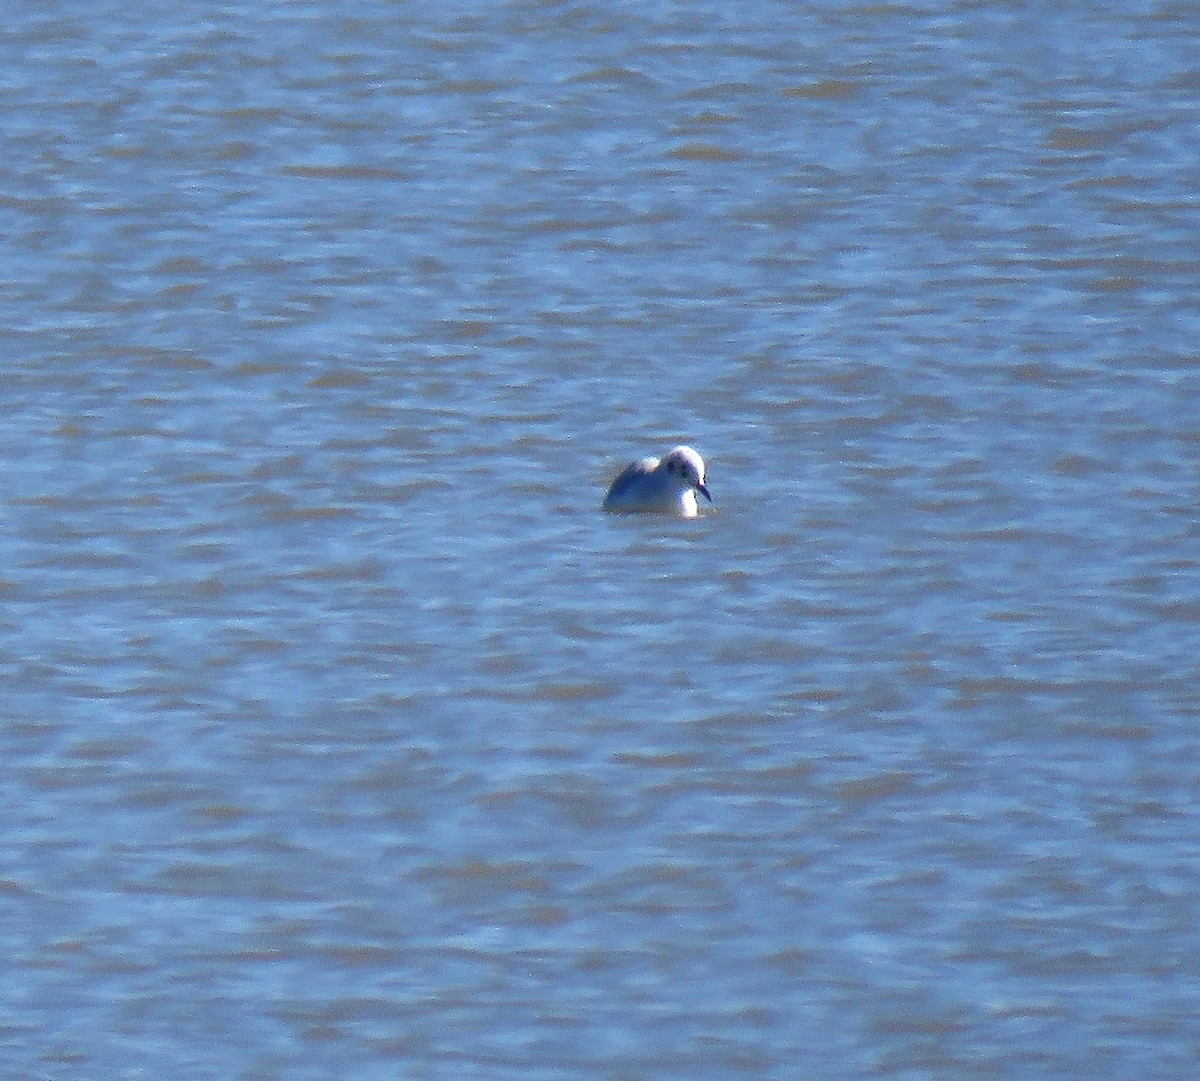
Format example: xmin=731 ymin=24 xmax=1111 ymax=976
xmin=601 ymin=445 xmax=712 ymax=517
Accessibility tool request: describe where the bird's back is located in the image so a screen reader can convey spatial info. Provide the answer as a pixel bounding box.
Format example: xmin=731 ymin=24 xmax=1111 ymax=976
xmin=602 ymin=457 xmax=665 ymax=511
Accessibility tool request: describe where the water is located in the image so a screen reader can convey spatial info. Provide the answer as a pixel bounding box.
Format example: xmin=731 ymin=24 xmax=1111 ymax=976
xmin=3 ymin=2 xmax=1200 ymax=1078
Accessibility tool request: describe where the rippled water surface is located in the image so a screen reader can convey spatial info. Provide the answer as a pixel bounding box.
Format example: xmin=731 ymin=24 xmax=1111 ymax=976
xmin=4 ymin=2 xmax=1200 ymax=1078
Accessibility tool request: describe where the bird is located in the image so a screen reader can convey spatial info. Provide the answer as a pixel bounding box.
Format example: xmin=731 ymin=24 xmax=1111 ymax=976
xmin=601 ymin=445 xmax=712 ymax=517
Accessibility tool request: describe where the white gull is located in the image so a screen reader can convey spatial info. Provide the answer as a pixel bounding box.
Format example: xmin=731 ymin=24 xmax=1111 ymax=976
xmin=601 ymin=445 xmax=712 ymax=518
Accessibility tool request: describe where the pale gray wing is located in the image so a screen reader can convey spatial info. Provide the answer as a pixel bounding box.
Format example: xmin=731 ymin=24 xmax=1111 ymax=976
xmin=602 ymin=457 xmax=658 ymax=507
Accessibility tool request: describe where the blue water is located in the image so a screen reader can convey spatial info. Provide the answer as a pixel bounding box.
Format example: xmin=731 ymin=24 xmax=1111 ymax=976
xmin=3 ymin=2 xmax=1200 ymax=1078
